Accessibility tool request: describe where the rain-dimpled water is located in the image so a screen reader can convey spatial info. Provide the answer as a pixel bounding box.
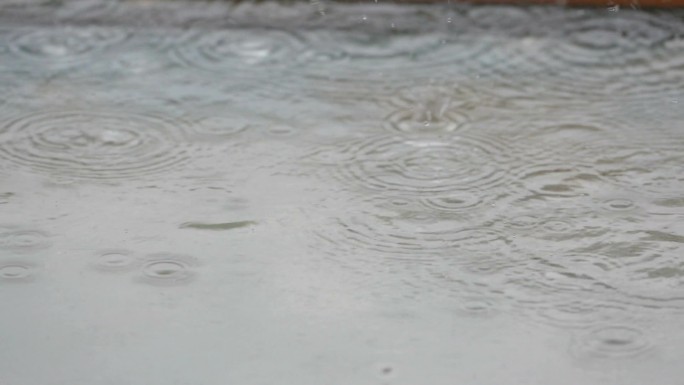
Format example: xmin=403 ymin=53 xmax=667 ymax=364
xmin=1 ymin=1 xmax=684 ymax=384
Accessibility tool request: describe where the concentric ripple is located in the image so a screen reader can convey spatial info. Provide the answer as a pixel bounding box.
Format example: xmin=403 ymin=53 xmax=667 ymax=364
xmin=528 ymin=11 xmax=682 ymax=95
xmin=0 ymin=229 xmax=50 ymax=253
xmin=309 ymin=194 xmax=512 ymax=260
xmin=547 ymin=13 xmax=675 ymax=68
xmin=0 ymin=111 xmax=195 ymax=180
xmin=332 ymin=134 xmax=510 ymax=195
xmin=309 ymin=195 xmax=521 ymax=302
xmin=172 ymin=29 xmax=304 ymax=75
xmin=305 ymin=30 xmax=446 ymax=61
xmin=419 ymin=191 xmax=490 ymax=214
xmin=571 ymin=325 xmax=654 ymax=360
xmin=135 ymin=253 xmax=198 ymax=286
xmin=0 ymin=261 xmax=36 ymax=283
xmin=299 ymin=30 xmax=497 ymax=99
xmin=92 ymin=249 xmax=139 ymax=273
xmin=10 ymin=27 xmax=126 ymax=65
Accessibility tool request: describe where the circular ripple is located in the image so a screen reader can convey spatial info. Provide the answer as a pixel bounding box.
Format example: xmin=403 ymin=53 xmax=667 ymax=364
xmin=603 ymin=198 xmax=636 ymax=212
xmin=571 ymin=325 xmax=654 ymax=360
xmin=189 ymin=116 xmax=251 ymax=137
xmin=466 ymin=6 xmax=543 ymax=36
xmin=172 ymin=29 xmax=304 ymax=75
xmin=92 ymin=249 xmax=138 ymax=273
xmin=458 ymin=297 xmax=499 ymax=317
xmin=307 ymin=30 xmax=446 ymax=61
xmin=0 ymin=111 xmax=195 ymax=180
xmin=419 ymin=191 xmax=489 ymax=214
xmin=311 ymin=198 xmax=520 ymax=301
xmin=333 ymin=134 xmax=510 ymax=195
xmin=10 ymin=27 xmax=126 ymax=65
xmin=528 ymin=11 xmax=682 ymax=95
xmin=308 ymin=195 xmax=513 ymax=272
xmin=0 ymin=229 xmax=50 ymax=253
xmin=299 ymin=30 xmax=497 ymax=100
xmin=548 ymin=13 xmax=675 ymax=68
xmin=135 ymin=254 xmax=197 ymax=286
xmin=0 ymin=262 xmax=36 ymax=283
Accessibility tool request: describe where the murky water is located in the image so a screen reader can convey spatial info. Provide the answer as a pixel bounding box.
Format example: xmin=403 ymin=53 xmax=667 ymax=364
xmin=1 ymin=1 xmax=684 ymax=384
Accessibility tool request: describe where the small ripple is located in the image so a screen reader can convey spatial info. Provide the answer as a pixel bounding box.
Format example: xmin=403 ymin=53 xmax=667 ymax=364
xmin=580 ymin=138 xmax=684 ymax=196
xmin=0 ymin=192 xmax=13 ymax=205
xmin=0 ymin=261 xmax=36 ymax=283
xmin=612 ymin=248 xmax=684 ymax=310
xmin=505 ymin=214 xmax=542 ymax=230
xmin=603 ymin=198 xmax=637 ymax=212
xmin=384 ymin=108 xmax=468 ymax=135
xmin=531 ymin=298 xmax=624 ymax=330
xmin=518 ymin=253 xmax=623 ymax=295
xmin=511 ymin=162 xmax=607 ymax=199
xmin=0 ymin=110 xmax=196 ymax=180
xmin=457 ymin=297 xmax=500 ymax=318
xmin=135 ymin=253 xmax=198 ymax=286
xmin=330 ymin=134 xmax=510 ymax=195
xmin=0 ymin=229 xmax=50 ymax=253
xmin=92 ymin=249 xmax=138 ymax=273
xmin=571 ymin=325 xmax=654 ymax=360
xmin=419 ymin=192 xmax=488 ymax=214
xmin=189 ymin=116 xmax=251 ymax=137
xmin=381 ymin=84 xmax=476 ymax=135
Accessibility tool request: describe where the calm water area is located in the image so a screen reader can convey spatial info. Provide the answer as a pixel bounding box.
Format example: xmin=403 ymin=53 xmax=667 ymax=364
xmin=1 ymin=1 xmax=684 ymax=384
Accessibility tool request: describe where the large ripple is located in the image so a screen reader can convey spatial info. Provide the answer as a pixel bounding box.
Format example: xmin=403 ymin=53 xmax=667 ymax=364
xmin=0 ymin=110 xmax=197 ymax=180
xmin=314 ymin=134 xmax=511 ymax=195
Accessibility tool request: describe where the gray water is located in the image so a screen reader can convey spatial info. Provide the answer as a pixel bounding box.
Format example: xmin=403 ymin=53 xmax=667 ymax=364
xmin=1 ymin=1 xmax=684 ymax=384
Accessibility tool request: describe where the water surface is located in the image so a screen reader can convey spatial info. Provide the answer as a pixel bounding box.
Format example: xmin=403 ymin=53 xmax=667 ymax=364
xmin=1 ymin=1 xmax=684 ymax=384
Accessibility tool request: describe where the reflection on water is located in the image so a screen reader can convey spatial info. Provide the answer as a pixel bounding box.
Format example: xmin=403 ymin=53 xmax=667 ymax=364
xmin=1 ymin=1 xmax=684 ymax=384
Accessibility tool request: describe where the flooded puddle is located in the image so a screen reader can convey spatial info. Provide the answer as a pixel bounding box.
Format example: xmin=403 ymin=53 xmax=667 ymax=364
xmin=1 ymin=1 xmax=684 ymax=384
